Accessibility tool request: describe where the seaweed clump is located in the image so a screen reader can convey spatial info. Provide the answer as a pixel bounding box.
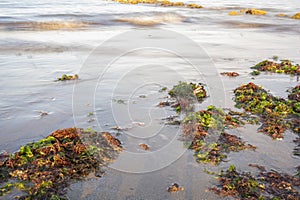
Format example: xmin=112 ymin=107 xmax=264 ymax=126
xmin=168 ymin=81 xmax=207 ymax=113
xmin=57 ymin=74 xmax=78 ymax=81
xmin=210 ymin=165 xmax=300 ymax=199
xmin=244 ymin=9 xmax=267 ymax=15
xmin=229 ymin=8 xmax=267 ymax=16
xmin=251 ymin=60 xmax=300 ymax=75
xmin=181 ymin=106 xmax=256 ymax=165
xmin=0 ymin=128 xmax=122 ymax=199
xmin=291 ymin=12 xmax=300 ymax=19
xmin=234 ymin=83 xmax=300 ymax=139
xmin=220 ymin=72 xmax=239 ymax=77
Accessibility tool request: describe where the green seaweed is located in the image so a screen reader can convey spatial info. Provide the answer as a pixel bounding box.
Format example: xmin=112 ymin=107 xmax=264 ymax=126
xmin=57 ymin=74 xmax=78 ymax=81
xmin=0 ymin=128 xmax=122 ymax=199
xmin=251 ymin=70 xmax=261 ymax=76
xmin=210 ymin=165 xmax=300 ymax=199
xmin=250 ymin=60 xmax=300 ymax=75
xmin=234 ymin=83 xmax=300 ymax=139
xmin=168 ymin=81 xmax=207 ymax=113
xmin=182 ymin=106 xmax=256 ymax=165
xmin=159 ymin=87 xmax=167 ymax=92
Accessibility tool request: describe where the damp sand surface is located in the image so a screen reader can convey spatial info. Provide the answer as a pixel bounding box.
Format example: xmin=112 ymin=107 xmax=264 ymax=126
xmin=0 ymin=0 xmax=300 ymax=199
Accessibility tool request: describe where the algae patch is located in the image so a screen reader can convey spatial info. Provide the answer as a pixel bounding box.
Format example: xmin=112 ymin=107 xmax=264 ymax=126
xmin=57 ymin=74 xmax=78 ymax=81
xmin=0 ymin=128 xmax=122 ymax=199
xmin=229 ymin=8 xmax=267 ymax=16
xmin=234 ymin=83 xmax=300 ymax=139
xmin=181 ymin=106 xmax=257 ymax=165
xmin=210 ymin=165 xmax=300 ymax=199
xmin=250 ymin=59 xmax=300 ymax=75
xmin=168 ymin=81 xmax=207 ymax=113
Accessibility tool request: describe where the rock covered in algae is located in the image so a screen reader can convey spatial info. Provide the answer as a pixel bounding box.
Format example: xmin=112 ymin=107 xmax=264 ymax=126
xmin=0 ymin=128 xmax=122 ymax=199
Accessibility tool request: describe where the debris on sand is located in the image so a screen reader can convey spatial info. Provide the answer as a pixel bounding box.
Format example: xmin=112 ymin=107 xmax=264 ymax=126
xmin=210 ymin=164 xmax=300 ymax=199
xmin=0 ymin=128 xmax=122 ymax=199
xmin=220 ymin=72 xmax=239 ymax=77
xmin=250 ymin=59 xmax=300 ymax=75
xmin=57 ymin=74 xmax=78 ymax=81
xmin=139 ymin=143 xmax=150 ymax=151
xmin=167 ymin=183 xmax=184 ymax=192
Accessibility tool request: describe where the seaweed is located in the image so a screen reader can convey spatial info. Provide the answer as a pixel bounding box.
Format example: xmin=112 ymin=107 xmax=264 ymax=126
xmin=234 ymin=83 xmax=300 ymax=139
xmin=167 ymin=183 xmax=184 ymax=192
xmin=113 ymin=0 xmax=202 ymax=9
xmin=194 ymin=133 xmax=256 ymax=165
xmin=57 ymin=74 xmax=78 ymax=81
xmin=244 ymin=9 xmax=267 ymax=15
xmin=181 ymin=106 xmax=256 ymax=165
xmin=139 ymin=143 xmax=150 ymax=151
xmin=291 ymin=13 xmax=300 ymax=19
xmin=250 ymin=60 xmax=300 ymax=75
xmin=168 ymin=81 xmax=207 ymax=113
xmin=0 ymin=128 xmax=122 ymax=199
xmin=211 ymin=165 xmax=300 ymax=199
xmin=220 ymin=72 xmax=239 ymax=77
xmin=229 ymin=8 xmax=267 ymax=16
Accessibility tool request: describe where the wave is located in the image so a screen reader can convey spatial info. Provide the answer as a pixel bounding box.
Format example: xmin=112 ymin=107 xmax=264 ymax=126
xmin=0 ymin=20 xmax=90 ymax=30
xmin=114 ymin=12 xmax=185 ymax=26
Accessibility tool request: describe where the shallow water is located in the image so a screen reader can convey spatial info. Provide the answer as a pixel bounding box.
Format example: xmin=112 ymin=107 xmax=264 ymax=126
xmin=0 ymin=0 xmax=300 ymax=199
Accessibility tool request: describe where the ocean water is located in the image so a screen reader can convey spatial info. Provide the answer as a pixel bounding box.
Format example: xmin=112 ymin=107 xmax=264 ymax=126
xmin=0 ymin=0 xmax=299 ymax=199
